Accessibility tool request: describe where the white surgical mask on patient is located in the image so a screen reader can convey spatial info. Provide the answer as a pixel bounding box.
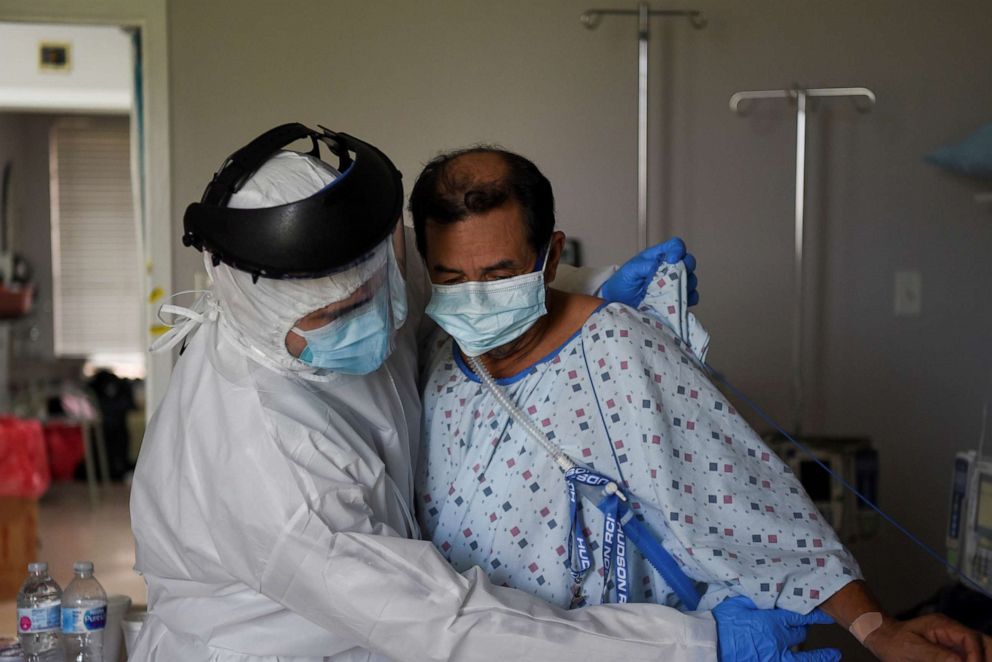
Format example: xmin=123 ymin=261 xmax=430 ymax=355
xmin=426 ymin=249 xmax=549 ymax=357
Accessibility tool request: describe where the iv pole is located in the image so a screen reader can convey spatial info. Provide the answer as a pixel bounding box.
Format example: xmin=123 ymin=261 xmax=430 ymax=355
xmin=730 ymin=85 xmax=876 ymax=435
xmin=581 ymin=4 xmax=707 ymax=251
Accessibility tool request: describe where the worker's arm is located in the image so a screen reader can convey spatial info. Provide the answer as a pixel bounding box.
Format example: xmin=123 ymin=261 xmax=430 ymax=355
xmin=257 ymin=506 xmax=718 ymax=662
xmin=202 ymin=401 xmax=718 ymax=662
xmin=820 ymin=580 xmax=991 ymax=662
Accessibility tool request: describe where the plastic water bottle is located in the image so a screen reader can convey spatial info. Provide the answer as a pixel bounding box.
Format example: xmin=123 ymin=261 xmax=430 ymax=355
xmin=16 ymin=562 xmax=64 ymax=661
xmin=61 ymin=561 xmax=107 ymax=662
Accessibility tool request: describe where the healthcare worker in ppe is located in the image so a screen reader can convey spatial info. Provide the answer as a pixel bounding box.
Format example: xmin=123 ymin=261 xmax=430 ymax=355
xmin=131 ymin=123 xmax=726 ymax=662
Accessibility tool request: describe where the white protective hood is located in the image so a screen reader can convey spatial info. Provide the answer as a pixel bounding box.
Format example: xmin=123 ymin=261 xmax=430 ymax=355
xmin=157 ymin=150 xmax=406 ymax=381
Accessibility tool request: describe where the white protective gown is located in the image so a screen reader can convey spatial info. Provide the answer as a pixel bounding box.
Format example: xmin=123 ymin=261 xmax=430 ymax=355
xmin=129 ymin=152 xmax=717 ymax=662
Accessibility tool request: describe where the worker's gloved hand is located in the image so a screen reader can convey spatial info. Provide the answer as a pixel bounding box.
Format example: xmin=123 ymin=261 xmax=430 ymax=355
xmin=713 ymin=596 xmax=841 ymax=662
xmin=599 ymin=237 xmax=699 ymax=309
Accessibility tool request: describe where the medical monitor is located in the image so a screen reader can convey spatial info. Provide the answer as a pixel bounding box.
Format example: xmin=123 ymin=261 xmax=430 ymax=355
xmin=952 ymin=455 xmax=992 ymax=592
xmin=977 ymin=474 xmax=992 ymax=538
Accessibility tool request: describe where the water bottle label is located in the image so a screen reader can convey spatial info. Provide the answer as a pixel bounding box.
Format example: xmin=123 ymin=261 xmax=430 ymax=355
xmin=17 ymin=601 xmax=61 ymax=633
xmin=61 ymin=605 xmax=107 ymax=633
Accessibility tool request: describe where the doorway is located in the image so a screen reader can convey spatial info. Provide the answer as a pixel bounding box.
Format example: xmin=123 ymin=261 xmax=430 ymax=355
xmin=0 ymin=3 xmax=170 ymax=636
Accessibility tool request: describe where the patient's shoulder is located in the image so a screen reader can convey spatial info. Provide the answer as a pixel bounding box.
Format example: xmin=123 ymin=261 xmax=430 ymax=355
xmin=540 ymin=289 xmax=604 ymax=354
xmin=583 ymin=302 xmax=690 ymax=357
xmin=587 ymin=301 xmax=674 ymax=333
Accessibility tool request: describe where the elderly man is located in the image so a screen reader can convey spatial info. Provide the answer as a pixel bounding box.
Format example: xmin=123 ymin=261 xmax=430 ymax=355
xmin=410 ymin=146 xmax=991 ymax=662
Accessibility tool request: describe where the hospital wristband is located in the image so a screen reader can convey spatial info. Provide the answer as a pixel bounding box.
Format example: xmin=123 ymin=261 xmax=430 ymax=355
xmin=849 ymin=611 xmax=884 ymax=644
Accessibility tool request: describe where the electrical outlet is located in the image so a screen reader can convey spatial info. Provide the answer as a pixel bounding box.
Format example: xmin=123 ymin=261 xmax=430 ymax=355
xmin=894 ymin=271 xmax=922 ymax=316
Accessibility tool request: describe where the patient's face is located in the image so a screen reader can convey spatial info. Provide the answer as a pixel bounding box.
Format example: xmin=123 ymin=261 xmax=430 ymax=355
xmin=424 ymin=200 xmax=539 ymax=285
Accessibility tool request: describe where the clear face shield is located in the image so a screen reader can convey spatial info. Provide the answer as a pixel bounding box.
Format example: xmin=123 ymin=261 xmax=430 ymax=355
xmin=287 ymin=235 xmax=408 ymax=375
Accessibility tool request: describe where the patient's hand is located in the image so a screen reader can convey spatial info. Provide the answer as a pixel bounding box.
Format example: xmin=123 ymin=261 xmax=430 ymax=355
xmin=865 ymin=614 xmax=992 ymax=662
xmin=821 ymin=581 xmax=990 ymax=661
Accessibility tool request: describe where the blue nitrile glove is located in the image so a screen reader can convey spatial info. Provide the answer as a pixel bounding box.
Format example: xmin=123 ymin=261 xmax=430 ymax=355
xmin=599 ymin=237 xmax=699 ymax=308
xmin=713 ymin=596 xmax=841 ymax=662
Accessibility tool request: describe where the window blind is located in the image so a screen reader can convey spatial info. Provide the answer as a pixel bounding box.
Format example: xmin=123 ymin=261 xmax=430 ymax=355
xmin=50 ymin=116 xmax=142 ymax=357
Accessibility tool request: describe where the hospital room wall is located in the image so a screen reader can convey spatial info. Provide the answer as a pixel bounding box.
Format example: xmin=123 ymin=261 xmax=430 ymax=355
xmin=649 ymin=0 xmax=992 ymax=612
xmin=166 ymin=0 xmax=992 ymax=611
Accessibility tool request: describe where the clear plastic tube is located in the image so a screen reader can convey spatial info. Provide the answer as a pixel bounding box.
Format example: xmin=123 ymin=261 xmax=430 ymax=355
xmin=468 ymin=355 xmax=575 ymax=473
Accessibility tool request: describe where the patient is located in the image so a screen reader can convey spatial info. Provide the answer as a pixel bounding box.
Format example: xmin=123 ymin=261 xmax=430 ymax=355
xmin=410 ymin=147 xmax=990 ymax=661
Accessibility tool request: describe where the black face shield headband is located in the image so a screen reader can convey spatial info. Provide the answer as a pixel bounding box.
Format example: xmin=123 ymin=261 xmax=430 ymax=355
xmin=182 ymin=123 xmax=403 ymax=280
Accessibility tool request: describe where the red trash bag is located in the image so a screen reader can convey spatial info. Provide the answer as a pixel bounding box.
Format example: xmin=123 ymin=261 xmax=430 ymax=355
xmin=43 ymin=421 xmax=86 ymax=481
xmin=0 ymin=416 xmax=50 ymax=499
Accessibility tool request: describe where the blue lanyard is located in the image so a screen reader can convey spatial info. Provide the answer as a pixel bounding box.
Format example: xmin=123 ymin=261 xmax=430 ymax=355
xmin=565 ymin=466 xmax=702 ymax=610
xmin=566 ymin=467 xmax=629 ymax=604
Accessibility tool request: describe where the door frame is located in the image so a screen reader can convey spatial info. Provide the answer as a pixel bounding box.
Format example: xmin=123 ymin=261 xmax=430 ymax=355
xmin=0 ymin=0 xmax=172 ymax=415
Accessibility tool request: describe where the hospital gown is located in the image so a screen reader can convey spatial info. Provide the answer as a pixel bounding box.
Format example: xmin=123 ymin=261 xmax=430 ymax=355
xmin=417 ymin=262 xmax=862 ymax=614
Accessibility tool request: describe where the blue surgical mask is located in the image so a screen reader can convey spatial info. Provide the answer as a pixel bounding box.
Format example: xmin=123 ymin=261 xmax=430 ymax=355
xmin=426 ymin=249 xmax=548 ymax=357
xmin=293 ymin=285 xmax=392 ymax=375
